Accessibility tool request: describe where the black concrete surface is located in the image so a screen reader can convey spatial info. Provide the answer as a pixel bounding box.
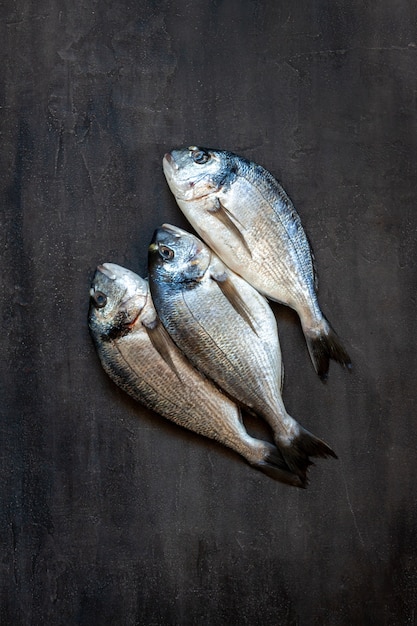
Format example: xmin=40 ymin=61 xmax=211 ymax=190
xmin=2 ymin=1 xmax=416 ymax=624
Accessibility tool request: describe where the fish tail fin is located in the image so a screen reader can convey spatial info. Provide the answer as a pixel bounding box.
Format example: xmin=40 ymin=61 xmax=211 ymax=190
xmin=278 ymin=426 xmax=337 ymax=482
xmin=254 ymin=445 xmax=306 ymax=488
xmin=305 ymin=317 xmax=352 ymax=381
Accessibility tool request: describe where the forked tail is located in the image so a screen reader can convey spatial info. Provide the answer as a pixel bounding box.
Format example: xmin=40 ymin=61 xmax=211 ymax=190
xmin=253 ymin=445 xmax=306 ymax=488
xmin=278 ymin=425 xmax=338 ymax=484
xmin=305 ymin=317 xmax=352 ymax=381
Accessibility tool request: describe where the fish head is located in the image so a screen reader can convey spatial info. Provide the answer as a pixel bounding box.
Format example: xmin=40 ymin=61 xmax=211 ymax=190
xmin=163 ymin=146 xmax=231 ymax=201
xmin=148 ymin=223 xmax=211 ymax=285
xmin=88 ymin=263 xmax=150 ymax=339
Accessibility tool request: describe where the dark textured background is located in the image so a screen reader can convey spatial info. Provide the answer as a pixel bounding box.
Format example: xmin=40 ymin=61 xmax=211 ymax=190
xmin=2 ymin=1 xmax=416 ymax=624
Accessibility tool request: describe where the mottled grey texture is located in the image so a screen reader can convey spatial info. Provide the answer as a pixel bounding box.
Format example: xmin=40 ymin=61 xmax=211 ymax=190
xmin=1 ymin=1 xmax=416 ymax=624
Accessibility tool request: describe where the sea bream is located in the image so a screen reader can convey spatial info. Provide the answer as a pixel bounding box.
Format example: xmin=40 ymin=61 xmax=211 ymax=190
xmin=88 ymin=262 xmax=303 ymax=486
xmin=162 ymin=146 xmax=351 ymax=380
xmin=148 ymin=224 xmax=337 ymax=485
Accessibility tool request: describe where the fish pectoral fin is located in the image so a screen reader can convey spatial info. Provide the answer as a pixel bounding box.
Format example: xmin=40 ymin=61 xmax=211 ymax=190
xmin=208 ymin=198 xmax=252 ymax=258
xmin=142 ymin=317 xmax=182 ymax=381
xmin=211 ymin=271 xmax=258 ymax=335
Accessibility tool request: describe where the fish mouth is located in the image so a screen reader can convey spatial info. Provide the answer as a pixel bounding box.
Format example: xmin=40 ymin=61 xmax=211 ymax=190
xmin=95 ymin=263 xmax=149 ymax=299
xmin=97 ymin=263 xmax=118 ymax=280
xmin=97 ymin=263 xmax=140 ymax=282
xmin=163 ymin=151 xmax=215 ymax=201
xmin=160 ymin=223 xmax=184 ymax=238
xmin=163 ymin=152 xmax=178 ymax=171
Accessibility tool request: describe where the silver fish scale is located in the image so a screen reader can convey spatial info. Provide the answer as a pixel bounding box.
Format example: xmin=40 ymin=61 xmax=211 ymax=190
xmin=235 ymin=155 xmax=317 ymax=287
xmin=163 ymin=148 xmax=351 ymax=378
xmin=155 ymin=260 xmax=285 ymax=426
xmin=90 ymin=266 xmax=309 ymax=486
xmin=148 ymin=225 xmax=338 ymax=477
xmin=90 ymin=277 xmax=273 ymax=463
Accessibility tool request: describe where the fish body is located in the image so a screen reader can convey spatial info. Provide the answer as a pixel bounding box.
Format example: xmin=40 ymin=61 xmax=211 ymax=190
xmin=148 ymin=225 xmax=337 ymax=484
xmin=163 ymin=146 xmax=351 ymax=380
xmin=88 ymin=263 xmax=303 ymax=486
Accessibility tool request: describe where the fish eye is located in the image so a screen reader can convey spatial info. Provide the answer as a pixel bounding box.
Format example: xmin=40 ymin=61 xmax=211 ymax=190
xmin=91 ymin=290 xmax=107 ymax=308
xmin=159 ymin=245 xmax=175 ymax=260
xmin=190 ymin=147 xmax=210 ymax=165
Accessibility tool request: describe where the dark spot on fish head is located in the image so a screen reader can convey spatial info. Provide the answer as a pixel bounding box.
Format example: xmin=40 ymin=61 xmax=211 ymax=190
xmin=148 ymin=225 xmax=212 ymax=286
xmin=100 ymin=311 xmax=134 ymax=342
xmin=217 ymin=152 xmax=241 ymax=188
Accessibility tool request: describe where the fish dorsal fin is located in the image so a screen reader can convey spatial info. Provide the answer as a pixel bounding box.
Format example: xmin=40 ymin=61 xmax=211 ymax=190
xmin=211 ymin=270 xmax=258 ymax=335
xmin=208 ymin=198 xmax=252 ymax=258
xmin=306 ymin=232 xmax=318 ymax=291
xmin=280 ymin=361 xmax=285 ymax=394
xmin=142 ymin=313 xmax=182 ymax=381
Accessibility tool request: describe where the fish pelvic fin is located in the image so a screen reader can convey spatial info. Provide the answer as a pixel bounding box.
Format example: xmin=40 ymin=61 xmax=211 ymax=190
xmin=305 ymin=319 xmax=352 ymax=381
xmin=278 ymin=426 xmax=337 ymax=482
xmin=211 ymin=271 xmax=258 ymax=335
xmin=142 ymin=316 xmax=183 ymax=381
xmin=208 ymin=198 xmax=252 ymax=258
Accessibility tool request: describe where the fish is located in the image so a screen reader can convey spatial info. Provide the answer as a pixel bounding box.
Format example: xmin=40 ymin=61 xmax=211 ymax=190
xmin=148 ymin=224 xmax=337 ymax=485
xmin=162 ymin=146 xmax=351 ymax=380
xmin=88 ymin=262 xmax=304 ymax=487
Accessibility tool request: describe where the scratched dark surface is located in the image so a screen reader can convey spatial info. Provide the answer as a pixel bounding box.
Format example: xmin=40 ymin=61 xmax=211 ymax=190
xmin=1 ymin=1 xmax=416 ymax=624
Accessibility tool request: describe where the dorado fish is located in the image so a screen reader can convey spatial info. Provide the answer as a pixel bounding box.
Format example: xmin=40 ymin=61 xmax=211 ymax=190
xmin=148 ymin=224 xmax=337 ymax=484
xmin=88 ymin=262 xmax=303 ymax=486
xmin=163 ymin=146 xmax=351 ymax=380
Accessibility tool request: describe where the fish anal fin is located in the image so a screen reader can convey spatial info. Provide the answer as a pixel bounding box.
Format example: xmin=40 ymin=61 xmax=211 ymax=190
xmin=142 ymin=317 xmax=182 ymax=381
xmin=211 ymin=271 xmax=258 ymax=336
xmin=208 ymin=198 xmax=252 ymax=258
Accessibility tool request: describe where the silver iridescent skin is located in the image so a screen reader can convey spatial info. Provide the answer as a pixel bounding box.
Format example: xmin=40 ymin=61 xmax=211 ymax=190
xmin=148 ymin=225 xmax=337 ymax=486
xmin=163 ymin=146 xmax=351 ymax=380
xmin=88 ymin=263 xmax=303 ymax=487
